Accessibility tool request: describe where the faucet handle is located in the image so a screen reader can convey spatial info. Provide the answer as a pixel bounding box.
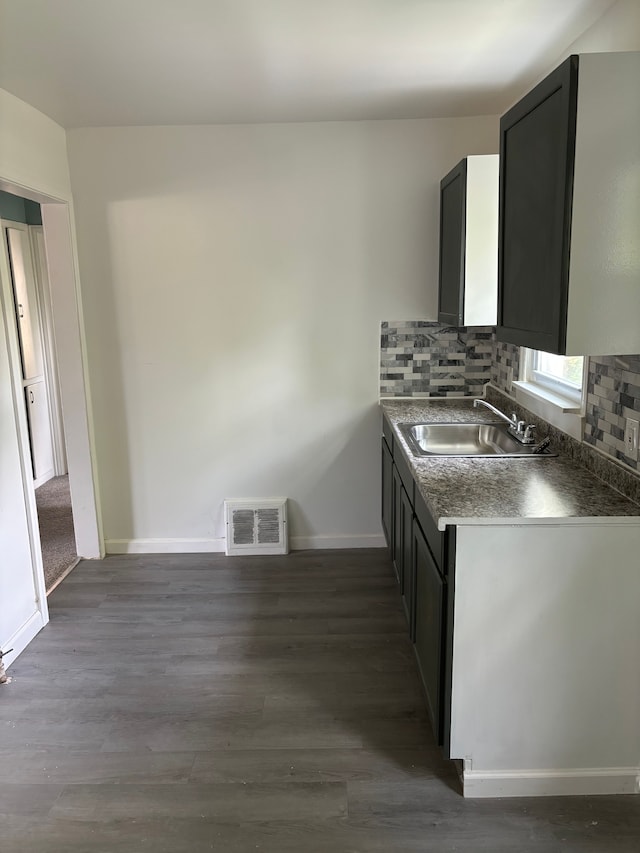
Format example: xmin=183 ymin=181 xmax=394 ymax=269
xmin=524 ymin=424 xmax=536 ymax=442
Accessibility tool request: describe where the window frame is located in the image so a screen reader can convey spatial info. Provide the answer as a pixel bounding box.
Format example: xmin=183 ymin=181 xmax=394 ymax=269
xmin=512 ymin=348 xmax=587 ymax=440
xmin=527 ymin=350 xmax=585 ymax=406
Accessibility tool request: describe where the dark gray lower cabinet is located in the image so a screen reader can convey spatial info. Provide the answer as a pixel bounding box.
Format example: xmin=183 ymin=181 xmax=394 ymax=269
xmin=413 ymin=521 xmax=444 ymax=743
xmin=381 ymin=415 xmax=452 ymax=751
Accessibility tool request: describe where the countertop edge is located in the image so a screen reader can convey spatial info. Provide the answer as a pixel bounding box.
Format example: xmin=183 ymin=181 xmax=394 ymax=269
xmin=436 ymin=515 xmax=640 ymax=531
xmin=380 ymin=398 xmax=640 ymax=526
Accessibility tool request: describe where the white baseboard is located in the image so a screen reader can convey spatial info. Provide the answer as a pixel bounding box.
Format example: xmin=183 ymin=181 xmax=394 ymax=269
xmin=105 ymin=535 xmax=387 ymax=555
xmin=33 ymin=469 xmax=55 ymax=489
xmin=290 ymin=534 xmax=387 ymax=550
xmin=105 ymin=538 xmax=226 ymax=554
xmin=2 ymin=610 xmax=47 ymax=667
xmin=463 ymin=767 xmax=640 ymax=798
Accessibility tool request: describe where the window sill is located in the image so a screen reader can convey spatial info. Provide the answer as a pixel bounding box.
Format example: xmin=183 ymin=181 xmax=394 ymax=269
xmin=512 ymin=381 xmax=584 ymax=440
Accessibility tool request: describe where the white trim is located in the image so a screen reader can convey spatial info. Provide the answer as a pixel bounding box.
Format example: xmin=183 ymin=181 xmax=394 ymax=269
xmin=41 ymin=203 xmax=103 ymax=559
xmin=30 ymin=224 xmax=67 ymax=476
xmin=463 ymin=767 xmax=640 ymax=799
xmin=33 ymin=468 xmax=54 ymax=489
xmin=1 ymin=611 xmax=46 ymax=668
xmin=290 ymin=534 xmax=387 ymax=550
xmin=513 ymin=380 xmax=582 ymax=414
xmin=106 ymin=535 xmax=387 ymax=554
xmin=106 ymin=538 xmax=226 ymax=554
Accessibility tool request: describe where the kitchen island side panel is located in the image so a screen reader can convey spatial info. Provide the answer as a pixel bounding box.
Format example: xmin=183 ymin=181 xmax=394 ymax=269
xmin=449 ymin=523 xmax=640 ymax=796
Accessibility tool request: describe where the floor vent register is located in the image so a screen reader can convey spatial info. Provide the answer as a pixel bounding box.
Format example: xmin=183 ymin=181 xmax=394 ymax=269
xmin=224 ymin=498 xmax=288 ymax=556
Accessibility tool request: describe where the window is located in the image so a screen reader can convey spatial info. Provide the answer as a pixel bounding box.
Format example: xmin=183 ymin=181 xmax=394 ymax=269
xmin=530 ymin=351 xmax=584 ymax=404
xmin=514 ymin=349 xmax=586 ymax=440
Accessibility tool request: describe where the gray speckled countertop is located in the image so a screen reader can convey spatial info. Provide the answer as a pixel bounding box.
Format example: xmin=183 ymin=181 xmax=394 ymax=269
xmin=381 ymin=398 xmax=640 ymax=530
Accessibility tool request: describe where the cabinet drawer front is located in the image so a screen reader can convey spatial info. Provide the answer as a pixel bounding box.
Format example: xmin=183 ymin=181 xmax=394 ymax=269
xmin=414 ymin=487 xmax=445 ymax=572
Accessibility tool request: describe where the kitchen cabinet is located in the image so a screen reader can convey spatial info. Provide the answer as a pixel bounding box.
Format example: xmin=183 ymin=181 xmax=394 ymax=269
xmin=413 ymin=520 xmax=444 ymax=743
xmin=381 ymin=413 xmax=451 ymax=745
xmin=438 ymin=154 xmax=498 ymax=327
xmin=498 ymin=51 xmax=640 ymax=355
xmin=383 ymin=433 xmax=415 ymax=634
xmin=381 ymin=400 xmax=640 ymax=797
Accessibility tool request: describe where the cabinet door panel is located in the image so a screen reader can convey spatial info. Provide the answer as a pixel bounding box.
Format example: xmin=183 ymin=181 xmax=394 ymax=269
xmin=498 ymin=56 xmax=578 ymax=354
xmin=392 ymin=465 xmax=402 ymax=582
xmin=381 ymin=438 xmax=393 ymax=551
xmin=414 ymin=522 xmax=444 ymax=743
xmin=438 ymin=161 xmax=466 ymax=325
xmin=402 ymin=527 xmax=416 ymax=641
xmin=400 ymin=485 xmax=412 ymax=602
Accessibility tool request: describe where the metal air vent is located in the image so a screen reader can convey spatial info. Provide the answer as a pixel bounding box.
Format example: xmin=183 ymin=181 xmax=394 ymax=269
xmin=224 ymin=498 xmax=288 ymax=556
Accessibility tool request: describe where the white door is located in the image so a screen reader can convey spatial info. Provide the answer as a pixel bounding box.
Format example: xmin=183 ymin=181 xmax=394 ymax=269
xmin=3 ymin=221 xmax=55 ymax=487
xmin=0 ymin=240 xmax=48 ymax=664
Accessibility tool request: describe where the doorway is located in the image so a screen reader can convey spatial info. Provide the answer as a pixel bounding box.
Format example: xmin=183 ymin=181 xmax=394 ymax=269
xmin=1 ymin=193 xmax=79 ymax=592
xmin=0 ymin=179 xmax=102 ymax=663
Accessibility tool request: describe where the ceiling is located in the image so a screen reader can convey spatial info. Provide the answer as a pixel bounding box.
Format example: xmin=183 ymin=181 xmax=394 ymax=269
xmin=0 ymin=0 xmax=617 ymax=128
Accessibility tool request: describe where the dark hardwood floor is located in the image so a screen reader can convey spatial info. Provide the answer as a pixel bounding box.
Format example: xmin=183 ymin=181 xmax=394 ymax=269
xmin=1 ymin=549 xmax=638 ymax=852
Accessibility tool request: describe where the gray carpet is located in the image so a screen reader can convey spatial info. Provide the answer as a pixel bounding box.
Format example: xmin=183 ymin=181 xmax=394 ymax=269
xmin=35 ymin=475 xmax=77 ymax=593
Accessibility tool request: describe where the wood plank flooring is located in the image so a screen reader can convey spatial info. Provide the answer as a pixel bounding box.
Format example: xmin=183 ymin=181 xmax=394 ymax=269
xmin=1 ymin=549 xmax=638 ymax=852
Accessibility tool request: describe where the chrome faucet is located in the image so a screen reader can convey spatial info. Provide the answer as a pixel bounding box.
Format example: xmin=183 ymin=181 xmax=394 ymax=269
xmin=473 ymin=399 xmax=537 ymax=445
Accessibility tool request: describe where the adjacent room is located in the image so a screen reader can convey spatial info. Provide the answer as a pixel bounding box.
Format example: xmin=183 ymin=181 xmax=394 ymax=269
xmin=1 ymin=1 xmax=639 ymax=850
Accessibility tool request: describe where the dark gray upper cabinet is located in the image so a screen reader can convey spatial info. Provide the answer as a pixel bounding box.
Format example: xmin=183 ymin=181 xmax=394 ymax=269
xmin=498 ymin=51 xmax=640 ymax=356
xmin=438 ymin=154 xmax=498 ymax=327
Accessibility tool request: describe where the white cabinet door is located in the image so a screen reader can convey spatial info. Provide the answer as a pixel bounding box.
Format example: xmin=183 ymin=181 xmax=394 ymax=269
xmin=25 ymin=380 xmax=54 ymax=484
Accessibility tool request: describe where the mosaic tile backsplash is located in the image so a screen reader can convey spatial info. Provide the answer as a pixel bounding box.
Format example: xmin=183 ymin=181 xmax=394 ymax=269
xmin=491 ymin=340 xmax=520 ymax=396
xmin=380 ymin=322 xmax=640 ymax=478
xmin=584 ymin=355 xmax=640 ymax=473
xmin=380 ymin=321 xmax=493 ymax=397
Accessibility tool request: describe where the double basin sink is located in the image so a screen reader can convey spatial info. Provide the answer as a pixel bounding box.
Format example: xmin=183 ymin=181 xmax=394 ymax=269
xmin=399 ymin=422 xmax=555 ymax=458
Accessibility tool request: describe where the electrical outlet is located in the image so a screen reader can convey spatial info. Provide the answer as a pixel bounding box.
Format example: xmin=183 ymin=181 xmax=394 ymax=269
xmin=624 ymin=417 xmax=639 ymax=461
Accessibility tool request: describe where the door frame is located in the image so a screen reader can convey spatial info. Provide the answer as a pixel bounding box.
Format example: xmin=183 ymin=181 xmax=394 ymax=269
xmin=1 ymin=218 xmax=58 ymax=487
xmin=0 ymin=179 xmax=102 ymax=664
xmin=30 ymin=223 xmax=68 ymax=477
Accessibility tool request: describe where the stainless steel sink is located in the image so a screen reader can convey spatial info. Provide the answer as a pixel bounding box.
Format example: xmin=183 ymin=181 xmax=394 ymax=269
xmin=399 ymin=422 xmax=555 ymax=458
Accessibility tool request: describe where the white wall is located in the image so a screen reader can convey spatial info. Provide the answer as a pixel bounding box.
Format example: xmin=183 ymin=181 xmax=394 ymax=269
xmin=0 ymin=88 xmax=71 ymax=202
xmin=561 ymin=0 xmax=640 ymax=54
xmin=67 ymin=117 xmax=498 ymax=550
